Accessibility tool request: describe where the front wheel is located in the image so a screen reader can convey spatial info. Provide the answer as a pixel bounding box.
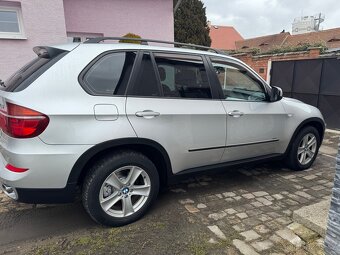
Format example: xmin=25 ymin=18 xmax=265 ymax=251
xmin=82 ymin=151 xmax=159 ymax=227
xmin=287 ymin=126 xmax=321 ymax=171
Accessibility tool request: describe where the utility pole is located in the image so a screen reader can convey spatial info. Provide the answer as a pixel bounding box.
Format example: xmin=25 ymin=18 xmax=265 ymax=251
xmin=324 ymin=138 xmax=340 ymax=254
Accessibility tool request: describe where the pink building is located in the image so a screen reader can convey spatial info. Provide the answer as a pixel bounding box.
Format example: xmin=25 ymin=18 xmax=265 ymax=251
xmin=0 ymin=0 xmax=174 ymax=79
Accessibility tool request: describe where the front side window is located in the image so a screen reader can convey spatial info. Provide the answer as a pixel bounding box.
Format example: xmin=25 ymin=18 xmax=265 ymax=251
xmin=211 ymin=58 xmax=266 ymax=101
xmin=154 ymin=53 xmax=212 ymax=99
xmin=0 ymin=7 xmax=25 ymax=39
xmin=82 ymin=51 xmax=137 ymax=96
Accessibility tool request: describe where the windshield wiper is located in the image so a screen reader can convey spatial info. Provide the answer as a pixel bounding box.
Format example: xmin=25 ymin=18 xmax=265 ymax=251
xmin=0 ymin=79 xmax=6 ymax=88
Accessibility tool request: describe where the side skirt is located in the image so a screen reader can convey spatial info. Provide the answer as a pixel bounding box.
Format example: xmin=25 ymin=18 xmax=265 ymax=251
xmin=167 ymin=153 xmax=284 ymax=184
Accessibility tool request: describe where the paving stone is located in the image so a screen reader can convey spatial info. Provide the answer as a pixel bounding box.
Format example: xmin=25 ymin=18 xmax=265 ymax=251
xmin=295 ymin=191 xmax=313 ymax=199
xmin=276 ymin=228 xmax=305 ymax=248
xmin=233 ymin=239 xmax=260 ymax=255
xmin=234 ymin=196 xmax=242 ymax=201
xmin=225 ymin=208 xmax=237 ymax=214
xmin=208 ymin=238 xmax=218 ymax=244
xmin=225 ymin=198 xmax=234 ymax=202
xmin=247 ymin=209 xmax=262 ymax=217
xmin=276 ymin=217 xmax=292 ymax=225
xmin=236 ymin=212 xmax=248 ymax=219
xmin=256 ymin=197 xmax=272 ymax=206
xmin=287 ymin=222 xmax=319 ymax=242
xmin=223 ymin=192 xmax=236 ymax=197
xmin=240 ymin=230 xmax=261 ymax=241
xmin=184 ymin=204 xmax=200 ymax=213
xmin=253 ymin=191 xmax=269 ymax=197
xmin=269 ymin=234 xmax=283 ymax=243
xmin=273 ymin=194 xmax=284 ymax=200
xmin=242 ymin=193 xmax=255 ymax=199
xmin=208 ymin=211 xmax=227 ymax=221
xmin=251 ymin=240 xmax=273 ymax=252
xmin=265 ymin=195 xmax=275 ymax=201
xmin=215 ymin=194 xmax=223 ymax=199
xmin=243 ymin=217 xmax=261 ymax=227
xmin=233 ymin=223 xmax=247 ymax=232
xmin=254 ymin=224 xmax=271 ymax=234
xmin=258 ymin=214 xmax=272 ymax=222
xmin=197 ymin=203 xmax=207 ymax=209
xmin=207 ymin=225 xmax=226 ymax=240
xmin=311 ymin=185 xmax=325 ymax=191
xmin=170 ymin=188 xmax=186 ymax=193
xmin=251 ymin=201 xmax=264 ymax=207
xmin=179 ymin=199 xmax=194 ymax=204
xmin=303 ymin=175 xmax=317 ymax=180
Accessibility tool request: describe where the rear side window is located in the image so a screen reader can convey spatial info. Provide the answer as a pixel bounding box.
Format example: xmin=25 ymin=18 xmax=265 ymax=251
xmin=154 ymin=53 xmax=212 ymax=99
xmin=81 ymin=51 xmax=137 ymax=96
xmin=1 ymin=49 xmax=67 ymax=92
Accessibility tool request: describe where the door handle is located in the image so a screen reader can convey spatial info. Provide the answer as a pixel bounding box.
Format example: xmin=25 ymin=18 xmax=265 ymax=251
xmin=135 ymin=110 xmax=160 ymax=118
xmin=228 ymin=110 xmax=244 ymax=118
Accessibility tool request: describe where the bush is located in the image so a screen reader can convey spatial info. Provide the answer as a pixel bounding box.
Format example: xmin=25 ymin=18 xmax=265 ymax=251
xmin=119 ymin=33 xmax=142 ymax=44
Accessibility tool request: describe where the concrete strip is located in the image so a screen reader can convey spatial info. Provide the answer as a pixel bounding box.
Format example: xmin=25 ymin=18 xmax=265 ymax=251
xmin=293 ymin=199 xmax=331 ymax=237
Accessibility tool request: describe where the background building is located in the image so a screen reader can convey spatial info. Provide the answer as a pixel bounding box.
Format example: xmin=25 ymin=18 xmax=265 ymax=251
xmin=292 ymin=14 xmax=325 ymax=35
xmin=0 ymin=0 xmax=174 ymax=79
xmin=209 ymin=23 xmax=243 ymax=50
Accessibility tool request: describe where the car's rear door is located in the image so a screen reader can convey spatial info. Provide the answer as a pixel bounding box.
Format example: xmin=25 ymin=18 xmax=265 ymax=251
xmin=208 ymin=57 xmax=287 ymax=162
xmin=126 ymin=51 xmax=226 ymax=174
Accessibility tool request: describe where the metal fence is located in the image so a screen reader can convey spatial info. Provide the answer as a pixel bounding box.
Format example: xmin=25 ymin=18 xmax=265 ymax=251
xmin=270 ymin=58 xmax=340 ymax=129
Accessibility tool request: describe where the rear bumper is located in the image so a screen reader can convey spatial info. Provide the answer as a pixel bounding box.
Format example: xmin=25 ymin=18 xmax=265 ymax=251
xmin=0 ymin=181 xmax=77 ymax=203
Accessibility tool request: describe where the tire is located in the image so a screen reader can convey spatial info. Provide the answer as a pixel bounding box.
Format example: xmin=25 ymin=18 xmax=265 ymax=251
xmin=287 ymin=126 xmax=321 ymax=171
xmin=82 ymin=150 xmax=159 ymax=227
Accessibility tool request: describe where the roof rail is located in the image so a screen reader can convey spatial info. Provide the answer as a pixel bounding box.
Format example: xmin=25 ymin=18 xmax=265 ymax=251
xmin=84 ymin=37 xmax=225 ymax=55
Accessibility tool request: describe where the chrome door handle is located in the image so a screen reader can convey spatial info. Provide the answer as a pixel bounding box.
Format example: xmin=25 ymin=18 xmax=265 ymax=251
xmin=228 ymin=110 xmax=244 ymax=118
xmin=135 ymin=110 xmax=160 ymax=118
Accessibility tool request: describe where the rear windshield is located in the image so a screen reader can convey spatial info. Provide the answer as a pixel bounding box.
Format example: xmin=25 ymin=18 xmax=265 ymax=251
xmin=0 ymin=47 xmax=68 ymax=92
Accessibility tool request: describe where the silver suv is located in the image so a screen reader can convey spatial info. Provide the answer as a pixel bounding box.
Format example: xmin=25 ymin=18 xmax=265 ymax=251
xmin=0 ymin=38 xmax=325 ymax=226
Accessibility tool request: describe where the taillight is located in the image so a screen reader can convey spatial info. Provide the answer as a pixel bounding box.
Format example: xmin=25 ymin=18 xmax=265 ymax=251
xmin=5 ymin=163 xmax=28 ymax=173
xmin=0 ymin=102 xmax=49 ymax=138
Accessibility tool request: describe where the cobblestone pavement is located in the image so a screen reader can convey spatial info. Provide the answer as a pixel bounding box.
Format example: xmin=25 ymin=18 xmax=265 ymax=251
xmin=0 ymin=131 xmax=338 ymax=255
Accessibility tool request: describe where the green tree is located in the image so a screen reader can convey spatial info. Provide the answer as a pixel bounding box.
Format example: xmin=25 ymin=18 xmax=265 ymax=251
xmin=174 ymin=0 xmax=211 ymax=47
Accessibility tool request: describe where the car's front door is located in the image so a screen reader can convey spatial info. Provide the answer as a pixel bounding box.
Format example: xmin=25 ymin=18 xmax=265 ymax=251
xmin=209 ymin=57 xmax=287 ymax=162
xmin=126 ymin=52 xmax=227 ymax=174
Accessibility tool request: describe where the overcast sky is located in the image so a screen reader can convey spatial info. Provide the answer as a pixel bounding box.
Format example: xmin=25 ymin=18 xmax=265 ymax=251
xmin=201 ymin=0 xmax=340 ymax=39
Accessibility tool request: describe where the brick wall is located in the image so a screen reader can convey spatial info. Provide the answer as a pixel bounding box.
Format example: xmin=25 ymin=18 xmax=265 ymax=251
xmin=232 ymin=48 xmax=321 ymax=81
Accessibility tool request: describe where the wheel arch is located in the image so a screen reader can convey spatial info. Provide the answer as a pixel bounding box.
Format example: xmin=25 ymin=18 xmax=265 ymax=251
xmin=285 ymin=117 xmax=325 ymax=155
xmin=68 ymin=138 xmax=173 ymax=188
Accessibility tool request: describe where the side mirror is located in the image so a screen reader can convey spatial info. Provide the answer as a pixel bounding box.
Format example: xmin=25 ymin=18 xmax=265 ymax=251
xmin=270 ymin=86 xmax=283 ymax=102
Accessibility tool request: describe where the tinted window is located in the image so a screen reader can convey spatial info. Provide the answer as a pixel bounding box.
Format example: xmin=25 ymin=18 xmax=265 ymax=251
xmin=129 ymin=53 xmax=160 ymax=97
xmin=2 ymin=51 xmax=67 ymax=92
xmin=211 ymin=58 xmax=266 ymax=101
xmin=83 ymin=51 xmax=137 ymax=95
xmin=154 ymin=53 xmax=212 ymax=99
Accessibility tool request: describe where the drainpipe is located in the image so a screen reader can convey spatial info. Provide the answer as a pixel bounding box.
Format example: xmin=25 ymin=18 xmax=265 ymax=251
xmin=324 ymin=138 xmax=340 ymax=254
xmin=174 ymin=0 xmax=183 ymax=13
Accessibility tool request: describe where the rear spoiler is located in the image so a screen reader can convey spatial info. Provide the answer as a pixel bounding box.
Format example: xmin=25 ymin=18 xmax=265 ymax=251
xmin=33 ymin=46 xmax=68 ymax=59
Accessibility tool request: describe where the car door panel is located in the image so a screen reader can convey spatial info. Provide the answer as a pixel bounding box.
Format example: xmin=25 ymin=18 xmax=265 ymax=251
xmin=221 ymin=100 xmax=287 ymax=162
xmin=126 ymin=98 xmax=226 ymax=173
xmin=126 ymin=52 xmax=227 ymax=174
xmin=208 ymin=57 xmax=288 ymax=162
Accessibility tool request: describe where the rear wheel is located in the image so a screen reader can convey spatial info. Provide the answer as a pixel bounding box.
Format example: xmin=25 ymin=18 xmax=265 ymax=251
xmin=287 ymin=126 xmax=321 ymax=171
xmin=82 ymin=151 xmax=159 ymax=226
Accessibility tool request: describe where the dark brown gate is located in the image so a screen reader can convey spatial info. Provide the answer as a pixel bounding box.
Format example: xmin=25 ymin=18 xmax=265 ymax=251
xmin=270 ymin=58 xmax=340 ymax=129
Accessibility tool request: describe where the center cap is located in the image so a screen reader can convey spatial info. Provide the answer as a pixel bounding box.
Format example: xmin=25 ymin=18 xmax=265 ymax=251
xmin=122 ymin=187 xmax=129 ymax=195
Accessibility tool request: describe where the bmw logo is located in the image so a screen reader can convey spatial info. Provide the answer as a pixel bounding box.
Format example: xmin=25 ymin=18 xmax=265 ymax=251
xmin=122 ymin=187 xmax=129 ymax=195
